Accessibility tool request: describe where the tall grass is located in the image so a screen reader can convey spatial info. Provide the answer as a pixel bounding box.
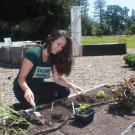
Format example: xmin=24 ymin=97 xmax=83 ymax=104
xmin=82 ymin=35 xmax=135 ymax=48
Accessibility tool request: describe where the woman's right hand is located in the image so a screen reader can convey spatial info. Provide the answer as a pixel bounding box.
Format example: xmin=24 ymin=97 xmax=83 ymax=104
xmin=24 ymin=88 xmax=35 ymax=107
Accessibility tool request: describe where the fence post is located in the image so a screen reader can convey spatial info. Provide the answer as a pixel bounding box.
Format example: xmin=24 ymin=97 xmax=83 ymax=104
xmin=4 ymin=37 xmax=13 ymax=64
xmin=71 ymin=6 xmax=82 ymax=56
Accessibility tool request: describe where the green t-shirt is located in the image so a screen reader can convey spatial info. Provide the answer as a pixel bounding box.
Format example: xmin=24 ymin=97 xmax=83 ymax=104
xmin=24 ymin=47 xmax=56 ymax=83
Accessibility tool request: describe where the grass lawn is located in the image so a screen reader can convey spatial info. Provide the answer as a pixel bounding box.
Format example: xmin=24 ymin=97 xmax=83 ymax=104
xmin=82 ymin=35 xmax=135 ymax=48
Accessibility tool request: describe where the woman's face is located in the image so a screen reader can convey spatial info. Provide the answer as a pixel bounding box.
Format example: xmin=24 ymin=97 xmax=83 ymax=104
xmin=51 ymin=36 xmax=66 ymax=54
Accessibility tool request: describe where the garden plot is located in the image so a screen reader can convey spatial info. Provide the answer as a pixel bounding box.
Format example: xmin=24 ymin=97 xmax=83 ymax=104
xmin=17 ymin=81 xmax=135 ymax=135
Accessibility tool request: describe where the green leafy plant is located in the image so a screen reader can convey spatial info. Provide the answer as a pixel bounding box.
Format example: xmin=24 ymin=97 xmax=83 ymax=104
xmin=76 ymin=103 xmax=90 ymax=113
xmin=0 ymin=88 xmax=31 ymax=135
xmin=112 ymin=78 xmax=135 ymax=108
xmin=96 ymin=90 xmax=107 ymax=98
xmin=123 ymin=54 xmax=135 ymax=66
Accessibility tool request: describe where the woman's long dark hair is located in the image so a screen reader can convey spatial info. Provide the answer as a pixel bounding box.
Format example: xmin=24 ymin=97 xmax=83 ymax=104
xmin=43 ymin=30 xmax=73 ymax=76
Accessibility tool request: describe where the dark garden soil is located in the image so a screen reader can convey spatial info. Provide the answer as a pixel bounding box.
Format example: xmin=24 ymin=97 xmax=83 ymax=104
xmin=20 ymin=85 xmax=135 ymax=135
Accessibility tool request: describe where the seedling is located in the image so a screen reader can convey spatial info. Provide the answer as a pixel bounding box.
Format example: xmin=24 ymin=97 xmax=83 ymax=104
xmin=73 ymin=102 xmax=95 ymax=124
xmin=0 ymin=106 xmax=31 ymax=135
xmin=0 ymin=87 xmax=31 ymax=135
xmin=77 ymin=103 xmax=90 ymax=112
xmin=96 ymin=90 xmax=107 ymax=98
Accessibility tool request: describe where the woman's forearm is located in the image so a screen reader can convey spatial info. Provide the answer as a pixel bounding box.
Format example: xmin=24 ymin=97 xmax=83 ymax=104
xmin=54 ymin=77 xmax=77 ymax=89
xmin=55 ymin=77 xmax=83 ymax=94
xmin=18 ymin=77 xmax=30 ymax=92
xmin=54 ymin=77 xmax=71 ymax=88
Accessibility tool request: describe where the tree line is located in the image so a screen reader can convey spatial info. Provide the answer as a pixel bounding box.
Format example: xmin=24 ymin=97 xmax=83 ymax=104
xmin=82 ymin=0 xmax=135 ymax=36
xmin=0 ymin=0 xmax=135 ymax=41
xmin=0 ymin=0 xmax=76 ymax=41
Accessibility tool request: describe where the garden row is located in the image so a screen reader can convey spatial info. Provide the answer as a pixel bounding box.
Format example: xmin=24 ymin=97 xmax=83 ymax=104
xmin=123 ymin=53 xmax=135 ymax=69
xmin=1 ymin=77 xmax=135 ymax=135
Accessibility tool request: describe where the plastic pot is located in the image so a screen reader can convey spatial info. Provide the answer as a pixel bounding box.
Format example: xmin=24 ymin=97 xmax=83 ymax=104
xmin=74 ymin=108 xmax=95 ymax=124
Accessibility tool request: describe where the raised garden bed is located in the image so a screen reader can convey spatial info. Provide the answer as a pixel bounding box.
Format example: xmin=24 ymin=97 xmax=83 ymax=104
xmin=83 ymin=43 xmax=127 ymax=56
xmin=0 ymin=42 xmax=38 ymax=64
xmin=16 ymin=83 xmax=135 ymax=135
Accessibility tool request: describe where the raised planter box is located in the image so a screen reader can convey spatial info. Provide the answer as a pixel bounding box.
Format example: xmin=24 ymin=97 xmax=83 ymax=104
xmin=0 ymin=41 xmax=38 ymax=65
xmin=82 ymin=43 xmax=127 ymax=56
xmin=0 ymin=46 xmax=23 ymax=64
xmin=12 ymin=83 xmax=135 ymax=135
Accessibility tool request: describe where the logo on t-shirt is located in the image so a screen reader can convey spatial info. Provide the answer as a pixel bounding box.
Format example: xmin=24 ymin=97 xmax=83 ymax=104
xmin=33 ymin=66 xmax=51 ymax=78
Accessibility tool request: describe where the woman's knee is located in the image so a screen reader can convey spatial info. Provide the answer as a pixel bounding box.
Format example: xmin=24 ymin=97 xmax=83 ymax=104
xmin=57 ymin=87 xmax=70 ymax=99
xmin=64 ymin=88 xmax=70 ymax=97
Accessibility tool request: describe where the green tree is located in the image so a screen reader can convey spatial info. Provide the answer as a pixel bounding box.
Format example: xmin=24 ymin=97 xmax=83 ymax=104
xmin=81 ymin=15 xmax=92 ymax=35
xmin=93 ymin=0 xmax=106 ymax=34
xmin=76 ymin=0 xmax=89 ymax=15
xmin=105 ymin=5 xmax=129 ymax=34
xmin=128 ymin=9 xmax=135 ymax=34
xmin=73 ymin=0 xmax=91 ymax=36
xmin=131 ymin=9 xmax=135 ymax=22
xmin=0 ymin=0 xmax=77 ymax=41
xmin=92 ymin=23 xmax=102 ymax=36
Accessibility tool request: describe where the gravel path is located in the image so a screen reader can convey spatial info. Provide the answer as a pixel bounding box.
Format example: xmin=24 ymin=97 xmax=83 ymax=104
xmin=0 ymin=48 xmax=135 ymax=106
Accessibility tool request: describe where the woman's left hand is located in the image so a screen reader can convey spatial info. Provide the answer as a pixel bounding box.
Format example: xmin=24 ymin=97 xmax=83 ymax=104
xmin=72 ymin=85 xmax=85 ymax=95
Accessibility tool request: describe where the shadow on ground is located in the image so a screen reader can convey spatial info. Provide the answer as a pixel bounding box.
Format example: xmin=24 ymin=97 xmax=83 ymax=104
xmin=107 ymin=103 xmax=135 ymax=117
